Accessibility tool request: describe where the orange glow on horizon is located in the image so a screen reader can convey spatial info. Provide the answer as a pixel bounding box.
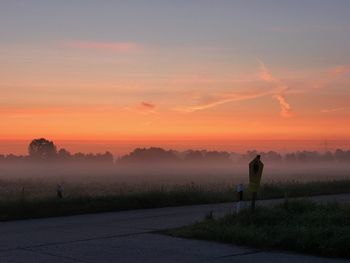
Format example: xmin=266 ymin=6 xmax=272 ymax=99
xmin=1 ymin=42 xmax=350 ymax=150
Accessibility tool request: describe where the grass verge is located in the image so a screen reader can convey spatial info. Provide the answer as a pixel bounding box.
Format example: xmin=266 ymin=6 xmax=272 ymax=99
xmin=164 ymin=200 xmax=350 ymax=258
xmin=0 ymin=189 xmax=231 ymax=221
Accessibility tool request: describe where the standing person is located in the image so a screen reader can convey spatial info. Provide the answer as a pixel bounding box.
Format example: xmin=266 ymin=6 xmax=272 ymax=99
xmin=236 ymin=183 xmax=244 ymax=213
xmin=237 ymin=183 xmax=244 ymax=201
xmin=57 ymin=184 xmax=64 ymax=199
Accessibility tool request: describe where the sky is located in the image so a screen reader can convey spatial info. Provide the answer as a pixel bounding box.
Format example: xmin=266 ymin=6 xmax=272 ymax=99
xmin=0 ymin=0 xmax=350 ymax=153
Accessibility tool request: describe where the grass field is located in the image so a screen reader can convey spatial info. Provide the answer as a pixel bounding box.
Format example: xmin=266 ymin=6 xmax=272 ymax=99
xmin=0 ymin=179 xmax=349 ymax=221
xmin=165 ymin=200 xmax=350 ymax=258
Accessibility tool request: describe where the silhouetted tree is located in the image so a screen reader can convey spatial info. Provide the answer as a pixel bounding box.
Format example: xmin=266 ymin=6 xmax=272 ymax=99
xmin=261 ymin=151 xmax=282 ymax=163
xmin=73 ymin=152 xmax=86 ymax=162
xmin=285 ymin=152 xmax=297 ymax=163
xmin=57 ymin=148 xmax=72 ymax=161
xmin=296 ymin=151 xmax=322 ymax=162
xmin=296 ymin=151 xmax=308 ymax=162
xmin=244 ymin=150 xmax=259 ymax=161
xmin=204 ymin=151 xmax=230 ymax=163
xmin=28 ymin=138 xmax=57 ymax=160
xmin=321 ymin=151 xmax=334 ymax=162
xmin=184 ymin=150 xmax=204 ymax=163
xmin=100 ymin=151 xmax=113 ymax=163
xmin=4 ymin=154 xmax=17 ymax=162
xmin=229 ymin=152 xmax=241 ymax=162
xmin=334 ymin=149 xmax=350 ymax=162
xmin=120 ymin=147 xmax=178 ymax=163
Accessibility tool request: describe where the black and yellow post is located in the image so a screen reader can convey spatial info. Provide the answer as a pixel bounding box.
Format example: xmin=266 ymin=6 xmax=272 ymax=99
xmin=248 ymin=155 xmax=264 ymax=211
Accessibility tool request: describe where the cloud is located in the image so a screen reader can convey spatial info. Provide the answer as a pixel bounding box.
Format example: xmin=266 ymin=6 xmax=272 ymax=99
xmin=127 ymin=101 xmax=157 ymax=115
xmin=257 ymin=59 xmax=293 ymax=117
xmin=172 ymin=59 xmax=294 ymax=117
xmin=257 ymin=59 xmax=288 ymax=91
xmin=258 ymin=61 xmax=275 ymax=82
xmin=173 ymin=60 xmax=294 ymax=116
xmin=328 ymin=65 xmax=350 ymax=77
xmin=321 ymin=106 xmax=350 ymax=113
xmin=0 ymin=105 xmax=114 ymax=118
xmin=173 ymin=90 xmax=272 ymax=113
xmin=66 ymin=41 xmax=142 ymax=53
xmin=140 ymin=101 xmax=155 ymax=109
xmin=306 ymin=65 xmax=350 ymax=90
xmin=273 ymin=95 xmax=293 ymax=117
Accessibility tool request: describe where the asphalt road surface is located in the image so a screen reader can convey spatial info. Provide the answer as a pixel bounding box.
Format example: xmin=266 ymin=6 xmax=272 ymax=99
xmin=0 ymin=194 xmax=349 ymax=263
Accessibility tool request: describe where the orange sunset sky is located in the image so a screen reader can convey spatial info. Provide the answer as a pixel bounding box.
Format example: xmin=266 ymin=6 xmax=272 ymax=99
xmin=1 ymin=1 xmax=350 ymax=154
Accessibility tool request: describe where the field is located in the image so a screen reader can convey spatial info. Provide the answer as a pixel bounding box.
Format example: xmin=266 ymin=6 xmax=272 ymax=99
xmin=0 ymin=161 xmax=349 ymax=199
xmin=0 ymin=161 xmax=349 ymax=221
xmin=0 ymin=178 xmax=349 ymax=221
xmin=165 ymin=200 xmax=350 ymax=258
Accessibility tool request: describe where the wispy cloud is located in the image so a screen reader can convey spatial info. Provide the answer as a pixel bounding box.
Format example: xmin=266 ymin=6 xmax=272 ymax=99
xmin=0 ymin=105 xmax=114 ymax=118
xmin=258 ymin=61 xmax=275 ymax=82
xmin=321 ymin=106 xmax=350 ymax=113
xmin=173 ymin=60 xmax=294 ymax=117
xmin=173 ymin=90 xmax=272 ymax=113
xmin=328 ymin=65 xmax=350 ymax=77
xmin=140 ymin=101 xmax=155 ymax=109
xmin=273 ymin=94 xmax=292 ymax=117
xmin=65 ymin=41 xmax=142 ymax=53
xmin=316 ymin=66 xmax=350 ymax=113
xmin=257 ymin=59 xmax=288 ymax=92
xmin=264 ymin=25 xmax=348 ymax=33
xmin=306 ymin=65 xmax=350 ymax=90
xmin=257 ymin=59 xmax=293 ymax=118
xmin=124 ymin=101 xmax=157 ymax=115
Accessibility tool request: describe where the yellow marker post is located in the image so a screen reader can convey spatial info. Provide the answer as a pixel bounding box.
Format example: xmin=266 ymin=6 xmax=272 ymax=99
xmin=248 ymin=155 xmax=264 ymax=210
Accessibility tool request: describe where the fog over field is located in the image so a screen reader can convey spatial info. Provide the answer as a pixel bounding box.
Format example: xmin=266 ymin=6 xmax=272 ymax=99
xmin=0 ymin=138 xmax=349 ymax=201
xmin=0 ymin=143 xmax=349 ymax=201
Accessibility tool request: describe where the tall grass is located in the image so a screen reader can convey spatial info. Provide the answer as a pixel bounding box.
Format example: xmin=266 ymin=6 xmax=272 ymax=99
xmin=0 ymin=179 xmax=348 ymax=221
xmin=0 ymin=187 xmax=233 ymax=221
xmin=259 ymin=180 xmax=350 ymax=199
xmin=165 ymin=200 xmax=350 ymax=258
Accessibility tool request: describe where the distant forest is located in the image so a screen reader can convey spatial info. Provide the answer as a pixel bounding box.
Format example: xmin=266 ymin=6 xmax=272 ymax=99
xmin=1 ymin=138 xmax=350 ymax=164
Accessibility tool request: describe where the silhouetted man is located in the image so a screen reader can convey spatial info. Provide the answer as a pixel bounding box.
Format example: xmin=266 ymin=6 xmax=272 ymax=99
xmin=235 ymin=183 xmax=244 ymax=213
xmin=57 ymin=184 xmax=64 ymax=199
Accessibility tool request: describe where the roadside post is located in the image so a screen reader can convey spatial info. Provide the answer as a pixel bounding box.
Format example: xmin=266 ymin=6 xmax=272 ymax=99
xmin=235 ymin=183 xmax=244 ymax=213
xmin=248 ymin=155 xmax=264 ymax=211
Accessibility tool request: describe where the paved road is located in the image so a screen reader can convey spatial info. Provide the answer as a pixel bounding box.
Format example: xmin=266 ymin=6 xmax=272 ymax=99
xmin=0 ymin=194 xmax=349 ymax=263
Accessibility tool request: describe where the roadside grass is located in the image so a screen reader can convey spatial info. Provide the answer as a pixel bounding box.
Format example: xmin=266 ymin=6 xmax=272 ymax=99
xmin=164 ymin=200 xmax=350 ymax=258
xmin=0 ymin=179 xmax=349 ymax=221
xmin=259 ymin=180 xmax=350 ymax=199
xmin=0 ymin=188 xmax=232 ymax=221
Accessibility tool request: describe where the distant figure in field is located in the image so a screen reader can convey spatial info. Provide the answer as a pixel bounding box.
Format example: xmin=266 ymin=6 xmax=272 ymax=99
xmin=57 ymin=184 xmax=64 ymax=199
xmin=236 ymin=183 xmax=244 ymax=201
xmin=235 ymin=183 xmax=244 ymax=213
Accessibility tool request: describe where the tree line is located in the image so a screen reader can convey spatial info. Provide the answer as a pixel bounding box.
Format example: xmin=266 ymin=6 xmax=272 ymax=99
xmin=1 ymin=138 xmax=113 ymax=164
xmin=0 ymin=138 xmax=350 ymax=164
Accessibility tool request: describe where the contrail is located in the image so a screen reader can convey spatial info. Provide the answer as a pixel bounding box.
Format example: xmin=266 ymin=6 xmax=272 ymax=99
xmin=257 ymin=59 xmax=293 ymax=117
